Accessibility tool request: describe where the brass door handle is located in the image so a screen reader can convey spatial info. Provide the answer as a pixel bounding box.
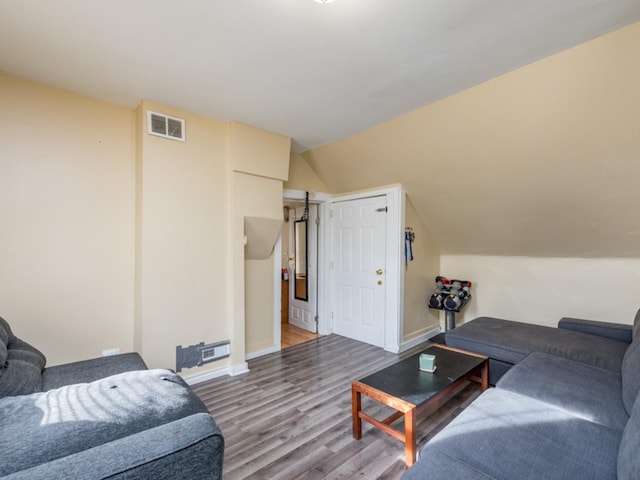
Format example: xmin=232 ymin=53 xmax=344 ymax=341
xmin=376 ymin=269 xmax=383 ymax=275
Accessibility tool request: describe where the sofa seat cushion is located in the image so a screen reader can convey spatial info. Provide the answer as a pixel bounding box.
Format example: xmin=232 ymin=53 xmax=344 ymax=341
xmin=446 ymin=317 xmax=628 ymax=372
xmin=0 ymin=369 xmax=209 ymax=476
xmin=0 ymin=413 xmax=224 ymax=480
xmin=497 ymin=352 xmax=628 ymax=431
xmin=404 ymin=389 xmax=622 ymax=480
xmin=402 ymin=450 xmax=500 ymax=480
xmin=41 ymin=352 xmax=147 ymax=391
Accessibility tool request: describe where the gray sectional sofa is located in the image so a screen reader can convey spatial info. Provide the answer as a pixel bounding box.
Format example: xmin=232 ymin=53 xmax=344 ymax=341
xmin=0 ymin=316 xmax=224 ymax=479
xmin=402 ymin=310 xmax=640 ymax=480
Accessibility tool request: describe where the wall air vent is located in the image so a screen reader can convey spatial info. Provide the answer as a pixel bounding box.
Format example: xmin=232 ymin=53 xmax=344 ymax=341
xmin=147 ymin=111 xmax=186 ymax=141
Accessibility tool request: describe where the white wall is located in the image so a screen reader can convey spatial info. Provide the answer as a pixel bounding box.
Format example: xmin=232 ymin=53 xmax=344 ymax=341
xmin=441 ymin=255 xmax=640 ymax=327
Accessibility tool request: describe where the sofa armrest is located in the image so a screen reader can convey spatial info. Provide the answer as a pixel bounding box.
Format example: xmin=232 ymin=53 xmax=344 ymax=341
xmin=558 ymin=317 xmax=633 ymax=343
xmin=0 ymin=413 xmax=224 ymax=480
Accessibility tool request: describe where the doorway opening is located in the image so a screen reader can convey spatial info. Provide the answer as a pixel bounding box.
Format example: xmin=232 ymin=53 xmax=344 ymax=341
xmin=280 ymin=200 xmax=320 ymax=348
xmin=273 ymin=185 xmax=403 ymax=354
xmin=275 ymin=189 xmax=331 ymax=351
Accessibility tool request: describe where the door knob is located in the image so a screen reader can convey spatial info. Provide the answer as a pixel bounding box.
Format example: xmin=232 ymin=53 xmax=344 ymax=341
xmin=378 ymin=280 xmax=383 ymax=285
xmin=376 ymin=269 xmax=383 ymax=275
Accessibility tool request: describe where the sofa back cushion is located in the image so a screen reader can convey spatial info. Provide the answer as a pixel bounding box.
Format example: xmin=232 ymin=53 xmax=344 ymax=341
xmin=621 ymin=310 xmax=640 ymax=415
xmin=0 ymin=316 xmax=15 ymax=369
xmin=0 ymin=317 xmax=46 ymax=397
xmin=618 ymin=392 xmax=640 ymax=480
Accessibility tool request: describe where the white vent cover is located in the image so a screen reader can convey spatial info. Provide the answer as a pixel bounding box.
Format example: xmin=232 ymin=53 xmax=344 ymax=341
xmin=147 ymin=111 xmax=185 ymax=141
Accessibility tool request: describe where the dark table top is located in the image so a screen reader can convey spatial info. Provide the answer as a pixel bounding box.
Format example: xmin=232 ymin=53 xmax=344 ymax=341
xmin=356 ymin=345 xmax=486 ymax=407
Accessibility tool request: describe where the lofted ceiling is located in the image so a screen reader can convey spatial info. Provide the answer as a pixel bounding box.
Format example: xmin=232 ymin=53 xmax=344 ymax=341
xmin=1 ymin=0 xmax=640 ymax=153
xmin=304 ymin=22 xmax=640 ymax=258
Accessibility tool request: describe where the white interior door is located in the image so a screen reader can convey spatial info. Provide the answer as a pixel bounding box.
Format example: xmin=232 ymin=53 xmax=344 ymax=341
xmin=332 ymin=195 xmax=386 ymax=347
xmin=289 ymin=205 xmax=318 ymax=333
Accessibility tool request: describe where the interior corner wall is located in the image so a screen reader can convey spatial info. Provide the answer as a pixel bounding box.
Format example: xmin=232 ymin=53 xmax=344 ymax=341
xmin=284 ymin=152 xmax=330 ymax=193
xmin=232 ymin=172 xmax=285 ymax=359
xmin=0 ymin=73 xmax=135 ymax=365
xmin=0 ymin=73 xmax=291 ymax=373
xmin=441 ymin=255 xmax=640 ymax=327
xmin=403 ymin=197 xmax=441 ymax=341
xmin=228 ymin=123 xmax=290 ymax=361
xmin=136 ymin=100 xmax=231 ymax=375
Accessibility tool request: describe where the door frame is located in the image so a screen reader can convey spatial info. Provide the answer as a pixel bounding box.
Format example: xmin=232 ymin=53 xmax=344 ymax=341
xmin=274 ymin=190 xmax=332 ymax=351
xmin=274 ymin=185 xmax=405 ymax=354
xmin=330 ymin=185 xmax=405 ymax=353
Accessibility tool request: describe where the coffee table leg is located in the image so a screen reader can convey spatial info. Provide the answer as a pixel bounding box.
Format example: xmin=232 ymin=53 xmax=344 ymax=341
xmin=404 ymin=408 xmax=417 ymax=467
xmin=352 ymin=384 xmax=362 ymax=439
xmin=481 ymin=361 xmax=489 ymax=391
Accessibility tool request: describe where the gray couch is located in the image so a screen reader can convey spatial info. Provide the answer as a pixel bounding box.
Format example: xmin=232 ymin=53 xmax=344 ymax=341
xmin=402 ymin=310 xmax=640 ymax=480
xmin=0 ymin=317 xmax=224 ymax=479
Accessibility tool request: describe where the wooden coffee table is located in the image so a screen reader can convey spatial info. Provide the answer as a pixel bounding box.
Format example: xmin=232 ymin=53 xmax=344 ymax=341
xmin=351 ymin=344 xmax=488 ymax=467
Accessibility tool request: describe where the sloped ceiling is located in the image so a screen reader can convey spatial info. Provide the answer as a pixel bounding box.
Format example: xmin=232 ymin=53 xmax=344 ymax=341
xmin=1 ymin=1 xmax=640 ymax=152
xmin=1 ymin=2 xmax=639 ymax=259
xmin=304 ymin=23 xmax=640 ymax=258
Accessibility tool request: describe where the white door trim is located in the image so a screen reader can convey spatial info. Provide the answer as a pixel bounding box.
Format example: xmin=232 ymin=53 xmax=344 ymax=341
xmin=330 ymin=185 xmax=405 ymax=353
xmin=273 ymin=235 xmax=283 ymax=352
xmin=274 ymin=186 xmax=404 ymax=354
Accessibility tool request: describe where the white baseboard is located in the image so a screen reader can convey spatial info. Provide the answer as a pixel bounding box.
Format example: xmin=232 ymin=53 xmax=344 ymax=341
xmin=245 ymin=345 xmax=281 ymax=361
xmin=183 ymin=367 xmax=232 ymax=386
xmin=182 ymin=361 xmax=250 ymax=385
xmin=398 ymin=326 xmax=443 ymax=353
xmin=229 ymin=362 xmax=249 ymax=376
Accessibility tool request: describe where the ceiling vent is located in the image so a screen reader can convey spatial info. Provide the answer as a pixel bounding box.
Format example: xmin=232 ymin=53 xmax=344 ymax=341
xmin=147 ymin=111 xmax=185 ymax=141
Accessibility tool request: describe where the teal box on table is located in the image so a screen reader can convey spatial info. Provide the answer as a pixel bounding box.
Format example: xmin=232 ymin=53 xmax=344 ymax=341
xmin=419 ymin=353 xmax=436 ymax=372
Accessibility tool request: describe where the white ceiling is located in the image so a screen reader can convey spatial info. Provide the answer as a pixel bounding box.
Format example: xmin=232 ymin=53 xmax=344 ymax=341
xmin=1 ymin=0 xmax=640 ymax=152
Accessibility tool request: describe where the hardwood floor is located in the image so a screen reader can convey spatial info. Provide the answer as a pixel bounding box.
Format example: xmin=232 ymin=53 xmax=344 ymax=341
xmin=281 ymin=323 xmax=320 ymax=349
xmin=192 ymin=334 xmax=482 ymax=480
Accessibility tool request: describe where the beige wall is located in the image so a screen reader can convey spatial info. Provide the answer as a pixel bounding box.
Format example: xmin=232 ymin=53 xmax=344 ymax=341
xmin=0 ymin=74 xmax=290 ymax=373
xmin=441 ymin=255 xmax=640 ymax=327
xmin=282 ymin=152 xmax=329 ymax=281
xmin=229 ymin=123 xmax=290 ymax=359
xmin=284 ymin=152 xmax=329 ymax=193
xmin=231 ymin=122 xmax=290 ymax=181
xmin=0 ymin=73 xmax=135 ymax=365
xmin=136 ymin=101 xmax=231 ymax=373
xmin=245 ymin=258 xmax=277 ymax=353
xmin=403 ymin=197 xmax=441 ymax=341
xmin=304 ymin=22 xmax=640 ymax=259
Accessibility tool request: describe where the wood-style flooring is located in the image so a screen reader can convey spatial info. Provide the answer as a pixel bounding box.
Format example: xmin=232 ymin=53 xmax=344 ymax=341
xmin=192 ymin=334 xmax=481 ymax=480
xmin=281 ymin=323 xmax=320 ymax=349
